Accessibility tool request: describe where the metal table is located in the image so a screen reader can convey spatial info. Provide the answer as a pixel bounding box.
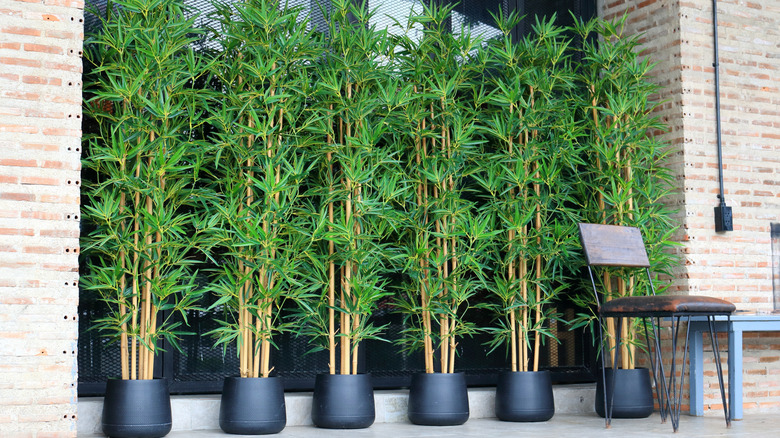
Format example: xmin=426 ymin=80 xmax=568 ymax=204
xmin=688 ymin=312 xmax=780 ymax=420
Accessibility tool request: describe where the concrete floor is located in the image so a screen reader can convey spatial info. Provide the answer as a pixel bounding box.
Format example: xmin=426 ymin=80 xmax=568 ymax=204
xmin=159 ymin=414 xmax=776 ymax=438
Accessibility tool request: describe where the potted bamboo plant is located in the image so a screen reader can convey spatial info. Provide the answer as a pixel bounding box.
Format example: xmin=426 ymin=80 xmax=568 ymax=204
xmin=81 ymin=1 xmax=209 ymax=436
xmin=203 ymin=0 xmax=319 ymax=434
xmin=478 ymin=12 xmax=583 ymax=423
xmin=568 ymin=16 xmax=678 ymax=418
xmin=391 ymin=2 xmax=494 ymax=426
xmin=294 ymin=0 xmax=401 ymax=429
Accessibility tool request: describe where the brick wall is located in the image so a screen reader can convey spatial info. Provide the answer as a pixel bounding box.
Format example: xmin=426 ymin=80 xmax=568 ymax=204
xmin=0 ymin=0 xmax=777 ymax=433
xmin=0 ymin=0 xmax=83 ymax=436
xmin=601 ymin=0 xmax=780 ymax=416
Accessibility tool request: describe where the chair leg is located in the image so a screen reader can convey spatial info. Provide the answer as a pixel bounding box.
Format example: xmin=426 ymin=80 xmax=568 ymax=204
xmin=676 ymin=316 xmax=693 ymax=430
xmin=642 ymin=318 xmax=666 ymax=424
xmin=606 ymin=317 xmax=624 ymax=427
xmin=597 ymin=316 xmax=610 ymax=429
xmin=652 ymin=316 xmax=672 ymax=423
xmin=666 ymin=315 xmax=684 ymax=432
xmin=708 ymin=315 xmax=731 ymax=427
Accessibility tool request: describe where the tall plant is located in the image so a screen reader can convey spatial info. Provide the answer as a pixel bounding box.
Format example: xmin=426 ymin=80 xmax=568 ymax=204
xmin=204 ymin=0 xmax=319 ymax=379
xmin=393 ymin=2 xmax=493 ymax=374
xmin=81 ymin=0 xmax=209 ymax=380
xmin=478 ymin=12 xmax=584 ymax=373
xmin=569 ymin=16 xmax=678 ymax=369
xmin=297 ymin=0 xmax=400 ymax=375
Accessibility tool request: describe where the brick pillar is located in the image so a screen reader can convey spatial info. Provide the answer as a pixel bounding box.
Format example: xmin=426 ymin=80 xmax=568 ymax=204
xmin=0 ymin=1 xmax=84 ymax=435
xmin=600 ymin=0 xmax=780 ymax=416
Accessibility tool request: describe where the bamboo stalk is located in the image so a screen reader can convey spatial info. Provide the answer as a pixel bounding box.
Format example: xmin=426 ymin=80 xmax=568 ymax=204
xmin=626 ymin=158 xmax=636 ymax=368
xmin=619 ymin=277 xmax=630 ymax=370
xmin=247 ymin=182 xmax=256 ymax=378
xmin=139 ymin=150 xmax=155 ymax=379
xmin=521 ymin=123 xmax=530 ymax=373
xmin=448 ymin=325 xmax=456 ymax=373
xmin=507 ymin=104 xmax=518 ymax=373
xmin=433 ymin=183 xmax=446 ymax=373
xmin=533 ymin=156 xmax=542 ymax=373
xmin=145 ymin=130 xmax=167 ymax=381
xmin=421 ymin=119 xmax=433 ymax=374
xmin=352 ymin=314 xmax=359 ymax=375
xmin=591 ymin=85 xmax=617 ymax=367
xmin=131 ymin=157 xmax=141 ymax=380
xmin=117 ymin=102 xmax=130 ymax=380
xmin=327 ymin=102 xmax=336 ymax=375
xmin=508 ymin=203 xmax=517 ymax=372
xmin=340 ymin=263 xmax=348 ymax=375
xmin=119 ymin=172 xmax=129 ymax=380
xmin=237 ymin=259 xmax=247 ymax=376
xmin=417 ymin=116 xmax=434 ymax=374
xmin=521 ymin=249 xmax=528 ymax=372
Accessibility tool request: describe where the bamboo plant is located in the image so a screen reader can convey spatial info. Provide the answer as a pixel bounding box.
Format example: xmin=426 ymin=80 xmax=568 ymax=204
xmin=569 ymin=16 xmax=678 ymax=370
xmin=478 ymin=12 xmax=584 ymax=373
xmin=203 ymin=0 xmax=319 ymax=379
xmin=296 ymin=0 xmax=401 ymax=376
xmin=81 ymin=0 xmax=209 ymax=380
xmin=393 ymin=2 xmax=494 ymax=374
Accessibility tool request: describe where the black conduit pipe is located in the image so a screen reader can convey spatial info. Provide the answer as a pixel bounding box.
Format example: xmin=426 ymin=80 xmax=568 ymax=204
xmin=712 ymin=0 xmax=732 ymax=231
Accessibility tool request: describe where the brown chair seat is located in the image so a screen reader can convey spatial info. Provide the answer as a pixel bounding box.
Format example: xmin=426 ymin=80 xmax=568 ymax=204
xmin=600 ymin=295 xmax=736 ymax=317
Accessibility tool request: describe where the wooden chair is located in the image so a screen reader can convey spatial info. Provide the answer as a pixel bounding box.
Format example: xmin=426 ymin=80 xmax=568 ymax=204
xmin=578 ymin=223 xmax=735 ymax=431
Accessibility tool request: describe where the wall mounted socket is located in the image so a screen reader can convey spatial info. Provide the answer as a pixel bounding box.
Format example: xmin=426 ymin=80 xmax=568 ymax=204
xmin=714 ymin=205 xmax=733 ymax=232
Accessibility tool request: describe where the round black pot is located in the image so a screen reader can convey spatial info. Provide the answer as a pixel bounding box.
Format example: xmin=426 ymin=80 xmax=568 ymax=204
xmin=407 ymin=372 xmax=469 ymax=426
xmin=219 ymin=376 xmax=286 ymax=435
xmin=595 ymin=367 xmax=654 ymax=418
xmin=495 ymin=370 xmax=555 ymax=422
xmin=101 ymin=378 xmax=172 ymax=438
xmin=311 ymin=373 xmax=375 ymax=429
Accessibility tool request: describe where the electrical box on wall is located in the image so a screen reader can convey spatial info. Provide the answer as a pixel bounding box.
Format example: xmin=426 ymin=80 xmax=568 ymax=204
xmin=714 ymin=204 xmax=733 ymax=232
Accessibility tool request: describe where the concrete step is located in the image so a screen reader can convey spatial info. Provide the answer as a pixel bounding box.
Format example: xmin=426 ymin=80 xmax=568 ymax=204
xmin=78 ymin=383 xmax=596 ymax=435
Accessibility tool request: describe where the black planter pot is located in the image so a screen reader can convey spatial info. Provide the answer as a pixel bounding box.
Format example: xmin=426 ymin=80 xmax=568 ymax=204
xmin=595 ymin=367 xmax=654 ymax=419
xmin=311 ymin=373 xmax=375 ymax=429
xmin=219 ymin=376 xmax=286 ymax=435
xmin=407 ymin=372 xmax=469 ymax=426
xmin=495 ymin=370 xmax=555 ymax=422
xmin=101 ymin=378 xmax=172 ymax=438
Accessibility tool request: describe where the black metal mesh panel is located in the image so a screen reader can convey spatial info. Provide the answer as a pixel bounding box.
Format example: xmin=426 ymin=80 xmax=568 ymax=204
xmin=518 ymin=0 xmax=590 ymax=37
xmin=451 ymin=0 xmax=505 ymax=41
xmin=78 ymin=292 xmax=122 ymax=386
xmin=168 ymin=299 xmax=238 ymax=384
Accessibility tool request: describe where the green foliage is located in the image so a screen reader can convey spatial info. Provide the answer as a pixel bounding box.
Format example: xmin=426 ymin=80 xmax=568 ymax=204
xmin=200 ymin=0 xmax=321 ymax=377
xmin=390 ymin=1 xmax=496 ymax=374
xmin=81 ymin=0 xmax=210 ymax=379
xmin=292 ymin=0 xmax=402 ymax=374
xmin=475 ymin=11 xmax=586 ymax=372
xmin=81 ymin=1 xmax=679 ymax=378
xmin=566 ymin=15 xmax=680 ymax=366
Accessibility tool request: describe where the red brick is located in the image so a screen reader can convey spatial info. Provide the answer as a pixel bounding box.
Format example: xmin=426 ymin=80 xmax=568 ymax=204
xmin=20 ymin=211 xmax=61 ymax=221
xmin=0 ymin=124 xmax=38 ymax=134
xmin=45 ymin=30 xmax=75 ymax=39
xmin=20 ymin=176 xmax=59 ymax=186
xmin=0 ymin=159 xmax=37 ymax=168
xmin=2 ymin=26 xmax=41 ymax=37
xmin=24 ymin=44 xmax=63 ymax=55
xmin=0 ymin=193 xmax=35 ymax=202
xmin=21 ymin=143 xmax=58 ymax=152
xmin=1 ymin=91 xmax=40 ymax=101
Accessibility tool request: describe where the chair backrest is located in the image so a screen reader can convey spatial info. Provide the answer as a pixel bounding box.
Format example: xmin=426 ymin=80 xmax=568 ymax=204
xmin=578 ymin=223 xmax=650 ymax=268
